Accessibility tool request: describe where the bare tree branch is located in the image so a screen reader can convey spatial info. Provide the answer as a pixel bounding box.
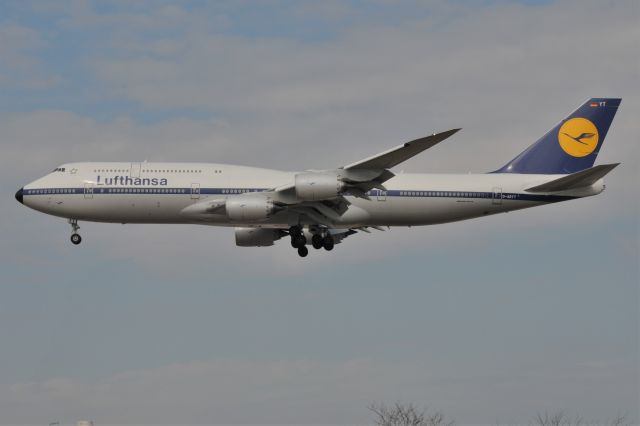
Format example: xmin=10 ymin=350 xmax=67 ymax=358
xmin=370 ymin=403 xmax=629 ymax=426
xmin=531 ymin=411 xmax=630 ymax=426
xmin=369 ymin=402 xmax=454 ymax=426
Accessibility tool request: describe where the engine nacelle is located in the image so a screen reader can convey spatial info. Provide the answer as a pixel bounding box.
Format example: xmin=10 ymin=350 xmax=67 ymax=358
xmin=294 ymin=172 xmax=345 ymax=201
xmin=226 ymin=195 xmax=276 ymax=221
xmin=235 ymin=227 xmax=283 ymax=247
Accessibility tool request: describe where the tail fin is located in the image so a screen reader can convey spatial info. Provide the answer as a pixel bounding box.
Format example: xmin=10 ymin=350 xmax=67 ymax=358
xmin=494 ymin=98 xmax=621 ymax=174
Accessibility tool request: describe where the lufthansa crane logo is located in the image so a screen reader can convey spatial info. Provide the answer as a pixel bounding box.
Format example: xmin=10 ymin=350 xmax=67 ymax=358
xmin=558 ymin=117 xmax=599 ymax=157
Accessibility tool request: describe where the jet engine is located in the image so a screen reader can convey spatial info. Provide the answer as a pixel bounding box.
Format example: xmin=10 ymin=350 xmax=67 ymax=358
xmin=294 ymin=172 xmax=345 ymax=201
xmin=235 ymin=227 xmax=284 ymax=247
xmin=226 ymin=195 xmax=278 ymax=221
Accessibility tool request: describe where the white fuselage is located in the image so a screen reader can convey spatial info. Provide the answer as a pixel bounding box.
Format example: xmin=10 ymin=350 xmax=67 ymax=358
xmin=21 ymin=162 xmax=603 ymax=228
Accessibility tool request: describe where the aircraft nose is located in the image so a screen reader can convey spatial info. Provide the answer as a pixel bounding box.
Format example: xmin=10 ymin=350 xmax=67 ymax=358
xmin=15 ymin=188 xmax=24 ymax=204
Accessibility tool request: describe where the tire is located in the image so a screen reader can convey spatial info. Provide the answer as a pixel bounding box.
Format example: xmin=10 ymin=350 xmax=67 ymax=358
xmin=70 ymin=234 xmax=82 ymax=245
xmin=289 ymin=225 xmax=302 ymax=235
xmin=291 ymin=235 xmax=306 ymax=248
xmin=311 ymin=234 xmax=324 ymax=249
xmin=297 ymin=246 xmax=309 ymax=257
xmin=323 ymin=236 xmax=334 ymax=251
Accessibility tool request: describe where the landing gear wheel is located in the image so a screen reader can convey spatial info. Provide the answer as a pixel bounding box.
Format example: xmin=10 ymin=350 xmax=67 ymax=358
xmin=323 ymin=235 xmax=334 ymax=251
xmin=311 ymin=234 xmax=324 ymax=249
xmin=289 ymin=226 xmax=306 ymax=248
xmin=292 ymin=235 xmax=306 ymax=248
xmin=68 ymin=219 xmax=81 ymax=245
xmin=297 ymin=246 xmax=309 ymax=257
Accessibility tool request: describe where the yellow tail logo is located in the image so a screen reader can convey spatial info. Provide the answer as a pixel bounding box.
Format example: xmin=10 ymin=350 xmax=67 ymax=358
xmin=558 ymin=118 xmax=599 ymax=157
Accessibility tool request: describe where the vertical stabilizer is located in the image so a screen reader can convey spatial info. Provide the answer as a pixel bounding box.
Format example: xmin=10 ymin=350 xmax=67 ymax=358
xmin=494 ymin=98 xmax=621 ymax=174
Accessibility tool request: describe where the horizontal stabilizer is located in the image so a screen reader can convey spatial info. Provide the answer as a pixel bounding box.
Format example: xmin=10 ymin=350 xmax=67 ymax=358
xmin=344 ymin=128 xmax=461 ymax=170
xmin=526 ymin=163 xmax=620 ymax=193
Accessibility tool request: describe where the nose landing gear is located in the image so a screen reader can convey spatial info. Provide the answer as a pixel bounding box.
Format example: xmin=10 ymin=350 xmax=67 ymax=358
xmin=68 ymin=218 xmax=82 ymax=245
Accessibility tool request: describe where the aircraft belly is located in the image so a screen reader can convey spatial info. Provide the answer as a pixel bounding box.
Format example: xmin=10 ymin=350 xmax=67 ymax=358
xmin=354 ymin=196 xmax=499 ymax=226
xmin=27 ymin=194 xmax=194 ymax=224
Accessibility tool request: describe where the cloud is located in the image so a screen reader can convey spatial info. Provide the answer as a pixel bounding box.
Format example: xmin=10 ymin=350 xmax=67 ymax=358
xmin=86 ymin=1 xmax=638 ymax=115
xmin=0 ymin=356 xmax=635 ymax=424
xmin=0 ymin=357 xmax=401 ymax=424
xmin=63 ymin=0 xmax=195 ymax=32
xmin=0 ymin=22 xmax=61 ymax=89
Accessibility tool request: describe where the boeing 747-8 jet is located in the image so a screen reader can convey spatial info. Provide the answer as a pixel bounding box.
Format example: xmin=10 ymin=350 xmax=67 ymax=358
xmin=15 ymin=98 xmax=621 ymax=257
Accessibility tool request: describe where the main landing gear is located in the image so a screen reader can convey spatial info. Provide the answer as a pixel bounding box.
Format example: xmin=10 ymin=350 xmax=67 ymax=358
xmin=289 ymin=226 xmax=306 ymax=249
xmin=68 ymin=218 xmax=82 ymax=245
xmin=289 ymin=226 xmax=335 ymax=258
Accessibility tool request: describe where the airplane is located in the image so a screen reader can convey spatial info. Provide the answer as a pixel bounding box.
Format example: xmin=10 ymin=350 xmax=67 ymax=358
xmin=15 ymin=98 xmax=621 ymax=258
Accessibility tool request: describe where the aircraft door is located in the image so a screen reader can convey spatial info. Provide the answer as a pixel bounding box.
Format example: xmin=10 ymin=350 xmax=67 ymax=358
xmin=376 ymin=189 xmax=387 ymax=201
xmin=492 ymin=187 xmax=502 ymax=205
xmin=130 ymin=162 xmax=141 ymax=178
xmin=84 ymin=183 xmax=94 ymax=199
xmin=191 ymin=183 xmax=201 ymax=199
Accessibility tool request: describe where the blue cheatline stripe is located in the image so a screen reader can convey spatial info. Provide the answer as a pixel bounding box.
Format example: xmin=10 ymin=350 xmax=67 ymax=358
xmin=384 ymin=189 xmax=576 ymax=202
xmin=23 ymin=187 xmax=577 ymax=203
xmin=22 ymin=187 xmax=270 ymax=195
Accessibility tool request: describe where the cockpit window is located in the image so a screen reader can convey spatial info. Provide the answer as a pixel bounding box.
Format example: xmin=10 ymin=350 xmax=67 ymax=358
xmin=52 ymin=167 xmax=66 ymax=172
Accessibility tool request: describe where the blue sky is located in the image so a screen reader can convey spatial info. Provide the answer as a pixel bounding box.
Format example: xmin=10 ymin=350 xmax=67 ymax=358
xmin=0 ymin=1 xmax=638 ymax=425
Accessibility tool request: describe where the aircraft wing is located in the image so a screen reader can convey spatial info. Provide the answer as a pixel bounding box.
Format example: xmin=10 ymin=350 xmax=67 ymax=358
xmin=185 ymin=128 xmax=462 ymax=229
xmin=343 ymin=128 xmax=461 ymax=170
xmin=273 ymin=128 xmax=461 ymax=196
